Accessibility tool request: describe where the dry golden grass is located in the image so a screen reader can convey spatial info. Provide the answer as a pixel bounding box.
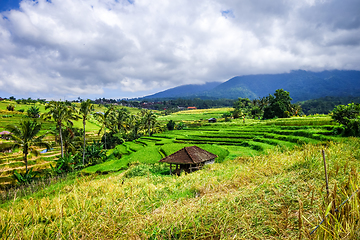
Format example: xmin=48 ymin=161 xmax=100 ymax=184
xmin=1 ymin=138 xmax=359 ymax=239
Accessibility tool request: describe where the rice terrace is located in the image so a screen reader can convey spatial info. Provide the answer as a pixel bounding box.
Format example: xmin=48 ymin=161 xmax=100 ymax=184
xmin=0 ymin=93 xmax=359 ymax=239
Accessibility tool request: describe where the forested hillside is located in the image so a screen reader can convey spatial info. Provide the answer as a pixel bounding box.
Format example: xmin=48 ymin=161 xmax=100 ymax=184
xmin=299 ymin=96 xmax=360 ymax=115
xmin=141 ymin=70 xmax=360 ymax=102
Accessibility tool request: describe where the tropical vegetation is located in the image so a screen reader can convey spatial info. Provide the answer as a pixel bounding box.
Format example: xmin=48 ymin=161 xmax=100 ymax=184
xmin=0 ymin=91 xmax=360 ymax=239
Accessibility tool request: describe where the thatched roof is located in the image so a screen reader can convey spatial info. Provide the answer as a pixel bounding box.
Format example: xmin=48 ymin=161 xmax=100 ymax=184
xmin=159 ymin=146 xmax=217 ymax=165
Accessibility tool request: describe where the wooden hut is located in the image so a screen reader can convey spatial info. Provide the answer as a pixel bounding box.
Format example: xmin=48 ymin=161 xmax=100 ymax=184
xmin=159 ymin=146 xmax=217 ymax=175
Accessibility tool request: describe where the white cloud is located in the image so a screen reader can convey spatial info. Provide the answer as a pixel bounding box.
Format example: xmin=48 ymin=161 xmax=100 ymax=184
xmin=0 ymin=0 xmax=359 ymax=99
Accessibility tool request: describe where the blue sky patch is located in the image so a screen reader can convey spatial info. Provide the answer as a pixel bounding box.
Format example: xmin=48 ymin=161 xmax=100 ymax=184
xmin=221 ymin=10 xmax=235 ymax=19
xmin=0 ymin=0 xmax=21 ymax=12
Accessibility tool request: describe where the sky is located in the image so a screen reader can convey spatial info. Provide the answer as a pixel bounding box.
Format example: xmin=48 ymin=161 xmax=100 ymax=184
xmin=0 ymin=0 xmax=359 ymax=100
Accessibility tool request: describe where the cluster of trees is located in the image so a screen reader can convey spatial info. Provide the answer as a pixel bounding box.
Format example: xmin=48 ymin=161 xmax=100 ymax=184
xmin=5 ymin=100 xmax=161 ymax=184
xmin=93 ymin=106 xmax=161 ymax=149
xmin=0 ymin=96 xmax=46 ymax=104
xmin=331 ymin=103 xmax=360 ymax=136
xmin=125 ymin=98 xmax=236 ymax=111
xmin=231 ymin=89 xmax=302 ymax=120
xmin=298 ymin=96 xmax=360 ymax=115
xmin=15 ymin=98 xmax=46 ymax=105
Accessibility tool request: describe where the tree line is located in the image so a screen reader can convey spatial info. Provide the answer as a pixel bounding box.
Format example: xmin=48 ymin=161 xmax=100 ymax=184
xmin=230 ymin=89 xmax=302 ymax=120
xmin=298 ymin=96 xmax=360 ymax=115
xmin=4 ymin=100 xmax=161 ymax=184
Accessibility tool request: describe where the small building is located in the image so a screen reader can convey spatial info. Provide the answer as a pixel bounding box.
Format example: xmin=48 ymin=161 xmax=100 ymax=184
xmin=159 ymin=146 xmax=217 ymax=175
xmin=208 ymin=118 xmax=217 ymax=123
xmin=187 ymin=107 xmax=197 ymax=110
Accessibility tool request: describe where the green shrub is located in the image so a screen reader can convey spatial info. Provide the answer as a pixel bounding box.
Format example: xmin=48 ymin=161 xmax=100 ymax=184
xmin=13 ymin=168 xmax=38 ymax=185
xmin=331 ymin=103 xmax=360 ymax=136
xmin=51 ymin=153 xmax=76 ymax=174
xmin=166 ymin=120 xmax=176 ymax=130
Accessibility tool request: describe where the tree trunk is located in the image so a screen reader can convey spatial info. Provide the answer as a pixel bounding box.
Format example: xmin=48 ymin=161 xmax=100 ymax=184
xmin=24 ymin=151 xmax=28 ymax=172
xmin=82 ymin=118 xmax=86 ymax=165
xmin=59 ymin=122 xmax=64 ymax=158
xmin=104 ymin=124 xmax=107 ymax=149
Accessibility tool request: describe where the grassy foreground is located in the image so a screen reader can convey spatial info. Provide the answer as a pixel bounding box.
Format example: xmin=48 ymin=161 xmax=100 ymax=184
xmin=1 ymin=138 xmax=360 ymax=239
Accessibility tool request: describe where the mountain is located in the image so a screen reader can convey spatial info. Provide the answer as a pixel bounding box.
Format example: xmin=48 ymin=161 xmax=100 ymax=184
xmin=140 ymin=70 xmax=360 ymax=102
xmin=141 ymin=82 xmax=221 ymax=100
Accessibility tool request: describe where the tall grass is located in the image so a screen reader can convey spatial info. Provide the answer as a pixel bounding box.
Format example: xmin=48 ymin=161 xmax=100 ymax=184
xmin=1 ymin=138 xmax=359 ymax=239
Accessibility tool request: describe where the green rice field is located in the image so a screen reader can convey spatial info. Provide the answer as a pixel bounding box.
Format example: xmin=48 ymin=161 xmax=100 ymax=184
xmin=83 ymin=114 xmax=341 ymax=174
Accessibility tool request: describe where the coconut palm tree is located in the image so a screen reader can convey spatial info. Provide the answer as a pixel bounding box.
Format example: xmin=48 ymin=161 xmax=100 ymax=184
xmin=114 ymin=108 xmax=130 ymax=134
xmin=6 ymin=120 xmax=50 ymax=172
xmin=79 ymin=99 xmax=94 ymax=165
xmin=27 ymin=105 xmax=41 ymax=118
xmin=43 ymin=101 xmax=79 ymax=158
xmin=127 ymin=114 xmax=142 ymax=140
xmin=94 ymin=106 xmax=114 ymax=149
xmin=141 ymin=110 xmax=157 ymax=136
xmin=62 ymin=127 xmax=83 ymax=155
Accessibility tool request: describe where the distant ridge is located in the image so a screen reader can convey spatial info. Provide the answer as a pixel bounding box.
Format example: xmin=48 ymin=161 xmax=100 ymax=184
xmin=139 ymin=70 xmax=360 ymax=102
xmin=141 ymin=82 xmax=221 ymax=100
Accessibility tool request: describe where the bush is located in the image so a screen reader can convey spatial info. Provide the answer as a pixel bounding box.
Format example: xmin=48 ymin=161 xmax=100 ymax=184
xmin=6 ymin=104 xmax=15 ymax=111
xmin=331 ymin=103 xmax=360 ymax=136
xmin=222 ymin=112 xmax=232 ymax=118
xmin=167 ymin=120 xmax=176 ymax=130
xmin=176 ymin=122 xmax=186 ymax=130
xmin=85 ymin=141 xmax=107 ymax=166
xmin=51 ymin=153 xmax=76 ymax=174
xmin=13 ymin=169 xmax=38 ymax=185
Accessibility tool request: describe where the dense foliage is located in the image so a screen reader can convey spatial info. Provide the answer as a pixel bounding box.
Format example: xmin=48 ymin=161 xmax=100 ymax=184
xmin=299 ymin=96 xmax=360 ymax=115
xmin=27 ymin=106 xmax=41 ymax=118
xmin=331 ymin=103 xmax=360 ymax=136
xmin=263 ymin=89 xmax=295 ymax=119
xmin=231 ymin=89 xmax=302 ymax=120
xmin=126 ymin=98 xmax=235 ymax=111
xmin=5 ymin=120 xmax=50 ymax=171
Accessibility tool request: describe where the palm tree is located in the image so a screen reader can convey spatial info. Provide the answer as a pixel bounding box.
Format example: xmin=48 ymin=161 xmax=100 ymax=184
xmin=142 ymin=110 xmax=157 ymax=136
xmin=127 ymin=114 xmax=142 ymax=140
xmin=43 ymin=101 xmax=79 ymax=158
xmin=27 ymin=105 xmax=41 ymax=118
xmin=79 ymin=99 xmax=94 ymax=165
xmin=252 ymin=99 xmax=259 ymax=107
xmin=6 ymin=120 xmax=50 ymax=172
xmin=94 ymin=106 xmax=114 ymax=149
xmin=114 ymin=108 xmax=130 ymax=134
xmin=62 ymin=127 xmax=83 ymax=155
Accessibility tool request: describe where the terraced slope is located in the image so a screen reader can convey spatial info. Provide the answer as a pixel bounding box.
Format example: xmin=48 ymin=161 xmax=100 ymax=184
xmin=84 ymin=116 xmax=341 ymax=174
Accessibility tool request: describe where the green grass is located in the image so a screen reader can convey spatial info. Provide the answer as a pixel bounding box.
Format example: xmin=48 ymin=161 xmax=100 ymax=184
xmin=1 ymin=139 xmax=360 ymax=238
xmin=83 ymin=159 xmax=130 ymax=173
xmin=1 ymin=105 xmax=358 ymax=238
